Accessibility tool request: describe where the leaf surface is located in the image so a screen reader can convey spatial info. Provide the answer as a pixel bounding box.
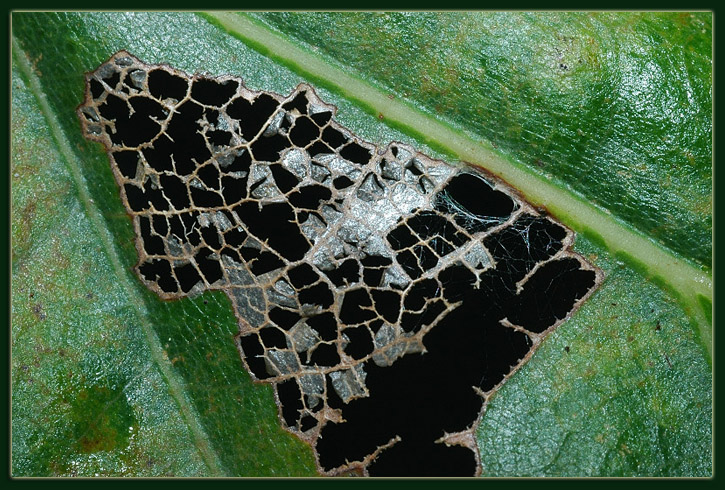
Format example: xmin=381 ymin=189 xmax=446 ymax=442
xmin=252 ymin=12 xmax=712 ymax=267
xmin=11 ymin=11 xmax=711 ymax=477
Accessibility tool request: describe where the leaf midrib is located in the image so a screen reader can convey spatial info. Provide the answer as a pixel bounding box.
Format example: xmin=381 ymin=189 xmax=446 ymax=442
xmin=202 ymin=11 xmax=712 ymax=356
xmin=11 ymin=35 xmax=227 ymax=477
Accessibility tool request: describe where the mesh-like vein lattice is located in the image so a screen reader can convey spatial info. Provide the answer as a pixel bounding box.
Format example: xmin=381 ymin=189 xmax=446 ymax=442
xmin=78 ymin=51 xmax=601 ymax=477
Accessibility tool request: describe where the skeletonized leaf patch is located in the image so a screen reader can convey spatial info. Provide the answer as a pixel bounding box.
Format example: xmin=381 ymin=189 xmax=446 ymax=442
xmin=78 ymin=51 xmax=601 ymax=477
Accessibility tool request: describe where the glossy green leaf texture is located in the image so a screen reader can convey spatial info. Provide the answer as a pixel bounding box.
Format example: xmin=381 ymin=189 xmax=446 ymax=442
xmin=11 ymin=12 xmax=712 ymax=477
xmin=252 ymin=12 xmax=712 ymax=268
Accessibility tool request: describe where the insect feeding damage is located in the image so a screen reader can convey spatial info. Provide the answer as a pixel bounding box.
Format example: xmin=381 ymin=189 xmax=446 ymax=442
xmin=78 ymin=51 xmax=602 ymax=477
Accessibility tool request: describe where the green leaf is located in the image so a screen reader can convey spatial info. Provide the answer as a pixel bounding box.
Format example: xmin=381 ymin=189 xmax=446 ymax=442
xmin=11 ymin=11 xmax=711 ymax=477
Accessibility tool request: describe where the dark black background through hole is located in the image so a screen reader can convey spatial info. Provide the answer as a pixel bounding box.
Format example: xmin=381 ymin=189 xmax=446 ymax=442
xmin=308 ymin=255 xmax=594 ymax=476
